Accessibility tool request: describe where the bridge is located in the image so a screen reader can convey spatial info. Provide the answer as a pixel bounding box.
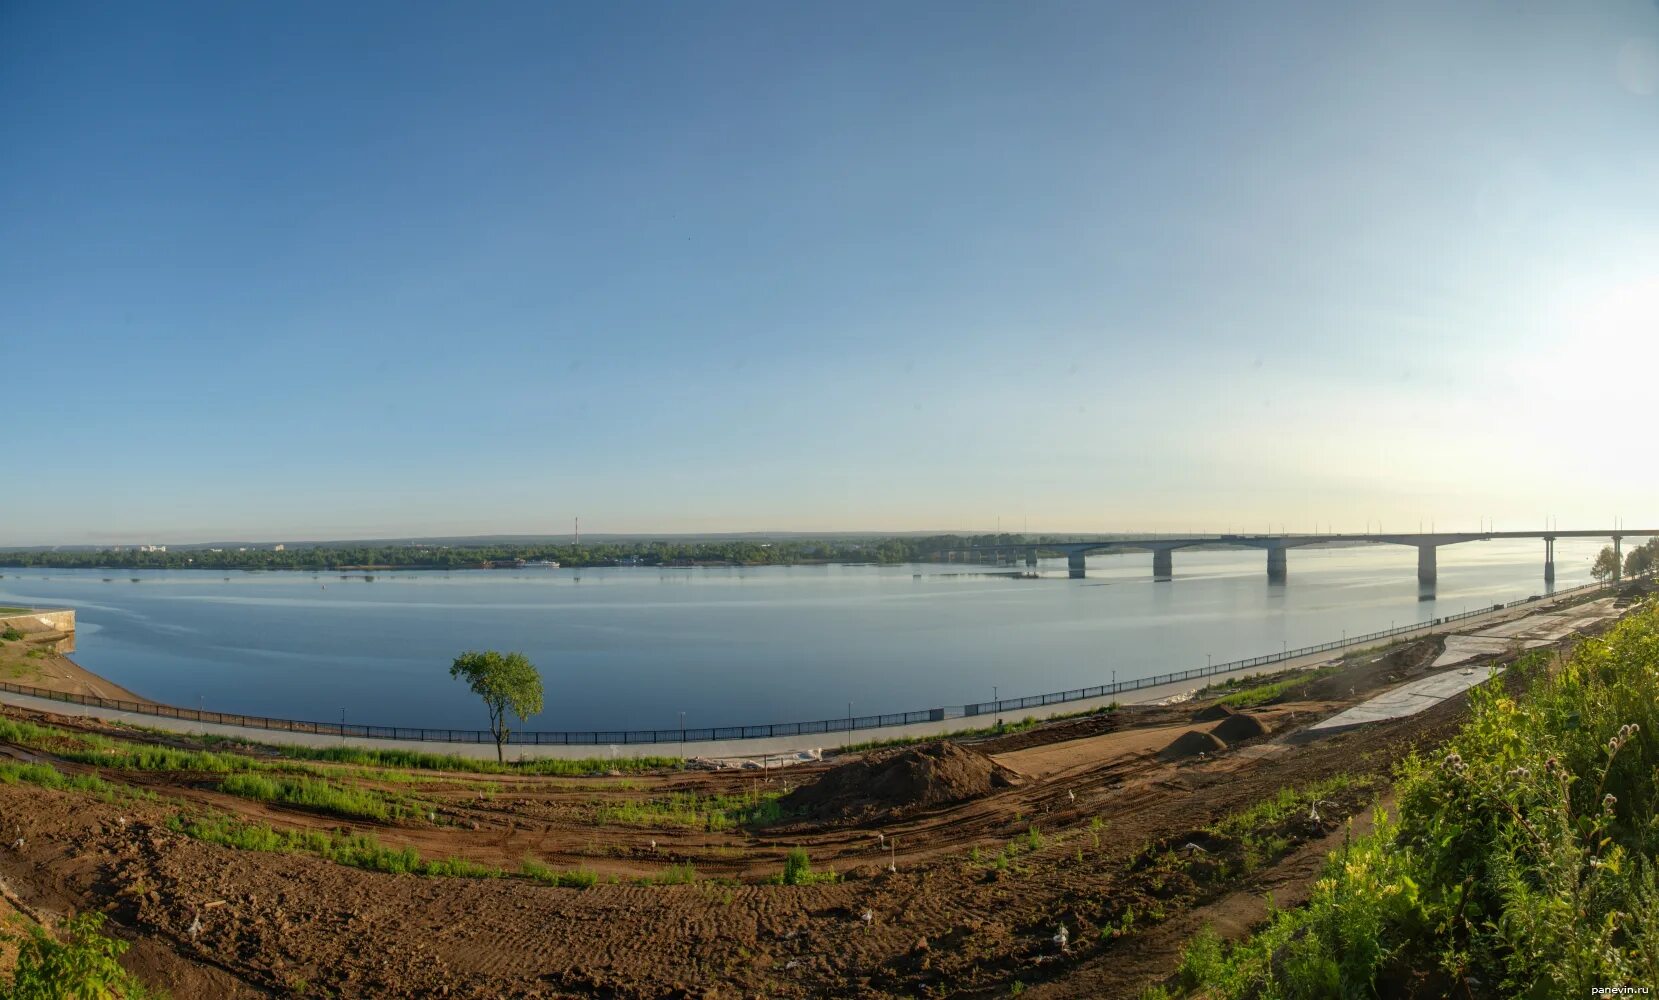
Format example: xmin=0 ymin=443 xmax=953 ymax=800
xmin=955 ymin=529 xmax=1657 ymax=584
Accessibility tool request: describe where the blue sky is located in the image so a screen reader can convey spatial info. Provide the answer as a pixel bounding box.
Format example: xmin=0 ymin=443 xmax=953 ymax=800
xmin=3 ymin=1 xmax=1658 ymax=544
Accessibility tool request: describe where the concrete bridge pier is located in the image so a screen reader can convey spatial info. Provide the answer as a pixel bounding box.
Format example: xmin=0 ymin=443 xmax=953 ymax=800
xmin=1614 ymin=535 xmax=1623 ymax=581
xmin=1266 ymin=545 xmax=1287 ymax=582
xmin=1067 ymin=550 xmax=1086 ymax=579
xmin=1417 ymin=544 xmax=1437 ymax=585
xmin=1153 ymin=549 xmax=1174 ymax=581
xmin=1025 ymin=547 xmax=1038 ymax=568
xmin=1544 ymin=536 xmax=1555 ymax=584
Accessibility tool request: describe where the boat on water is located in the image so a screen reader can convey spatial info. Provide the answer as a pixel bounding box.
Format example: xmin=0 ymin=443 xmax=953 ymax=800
xmin=525 ymin=559 xmax=561 ymax=568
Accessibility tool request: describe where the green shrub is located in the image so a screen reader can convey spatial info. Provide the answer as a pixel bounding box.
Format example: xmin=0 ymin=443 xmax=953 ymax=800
xmin=782 ymin=847 xmax=811 ymax=885
xmin=3 ymin=911 xmax=162 ymax=999
xmin=1176 ymin=926 xmax=1224 ymax=989
xmin=775 ymin=847 xmax=837 ymax=885
xmin=1 ymin=626 xmax=24 ymax=641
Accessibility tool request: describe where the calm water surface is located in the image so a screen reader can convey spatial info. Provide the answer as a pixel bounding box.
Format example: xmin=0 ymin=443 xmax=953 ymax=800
xmin=0 ymin=539 xmax=1606 ymax=731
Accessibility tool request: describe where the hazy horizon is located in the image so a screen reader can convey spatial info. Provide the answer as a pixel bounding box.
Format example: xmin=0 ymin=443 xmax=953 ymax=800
xmin=6 ymin=1 xmax=1659 ymax=545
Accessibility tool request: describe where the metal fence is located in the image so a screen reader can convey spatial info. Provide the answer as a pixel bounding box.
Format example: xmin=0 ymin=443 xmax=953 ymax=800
xmin=0 ymin=580 xmax=1610 ymax=746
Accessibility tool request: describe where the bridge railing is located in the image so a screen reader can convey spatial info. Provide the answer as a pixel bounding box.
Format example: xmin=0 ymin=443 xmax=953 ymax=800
xmin=0 ymin=581 xmax=1612 ymax=747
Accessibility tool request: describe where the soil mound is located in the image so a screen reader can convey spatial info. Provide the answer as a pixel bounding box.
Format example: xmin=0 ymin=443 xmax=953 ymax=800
xmin=1209 ymin=713 xmax=1270 ymax=742
xmin=1157 ymin=730 xmax=1227 ymax=762
xmin=1303 ymin=636 xmax=1444 ymax=700
xmin=781 ymin=742 xmax=1020 ymax=822
xmin=1191 ymin=703 xmax=1236 ymax=722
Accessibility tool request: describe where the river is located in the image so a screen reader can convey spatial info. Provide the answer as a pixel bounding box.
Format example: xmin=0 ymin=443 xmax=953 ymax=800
xmin=0 ymin=538 xmax=1607 ymax=731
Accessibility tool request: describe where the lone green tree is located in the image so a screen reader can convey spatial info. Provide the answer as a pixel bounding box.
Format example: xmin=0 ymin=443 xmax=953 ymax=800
xmin=1591 ymin=544 xmax=1620 ymax=582
xmin=449 ymin=650 xmax=543 ymax=763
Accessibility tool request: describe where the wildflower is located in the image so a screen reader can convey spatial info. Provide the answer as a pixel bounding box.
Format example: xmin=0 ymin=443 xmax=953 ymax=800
xmin=1053 ymin=924 xmax=1070 ymax=952
xmin=1442 ymin=752 xmax=1466 ymax=773
xmin=1603 ymin=793 xmax=1618 ymax=816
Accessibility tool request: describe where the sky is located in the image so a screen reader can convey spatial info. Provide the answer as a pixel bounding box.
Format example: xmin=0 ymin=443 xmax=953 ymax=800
xmin=3 ymin=1 xmax=1659 ymax=545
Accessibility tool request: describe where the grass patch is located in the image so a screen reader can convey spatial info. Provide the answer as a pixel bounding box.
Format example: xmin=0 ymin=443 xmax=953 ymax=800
xmin=167 ymin=811 xmax=500 ymax=878
xmin=218 ymin=772 xmax=411 ymax=823
xmin=645 ymin=862 xmax=698 ymax=885
xmin=1205 ymin=772 xmax=1376 ymax=840
xmin=0 ymin=716 xmax=297 ymax=775
xmin=107 ymin=723 xmax=683 ymax=778
xmin=255 ymin=743 xmax=684 ymax=777
xmin=0 ymin=760 xmax=150 ymax=802
xmin=1198 ymin=666 xmax=1339 ymax=709
xmin=594 ymin=789 xmax=786 ymax=832
xmin=521 ymin=859 xmax=600 ymax=888
xmin=841 ymin=705 xmax=1118 ymax=752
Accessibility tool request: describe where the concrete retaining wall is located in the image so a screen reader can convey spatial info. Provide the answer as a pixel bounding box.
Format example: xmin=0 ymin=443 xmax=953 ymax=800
xmin=0 ymin=609 xmax=75 ymax=634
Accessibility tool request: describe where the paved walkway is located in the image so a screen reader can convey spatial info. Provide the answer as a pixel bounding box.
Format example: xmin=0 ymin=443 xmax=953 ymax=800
xmin=1298 ymin=666 xmax=1504 ymax=738
xmin=0 ymin=586 xmax=1612 ymax=762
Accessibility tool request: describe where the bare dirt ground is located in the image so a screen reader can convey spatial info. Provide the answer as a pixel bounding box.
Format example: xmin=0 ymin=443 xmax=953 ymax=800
xmin=0 ymin=627 xmax=151 ymax=703
xmin=0 ymin=600 xmax=1622 ymax=999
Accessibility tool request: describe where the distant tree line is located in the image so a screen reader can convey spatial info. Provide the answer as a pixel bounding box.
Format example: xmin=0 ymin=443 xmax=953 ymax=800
xmin=0 ymin=534 xmax=1062 ymax=572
